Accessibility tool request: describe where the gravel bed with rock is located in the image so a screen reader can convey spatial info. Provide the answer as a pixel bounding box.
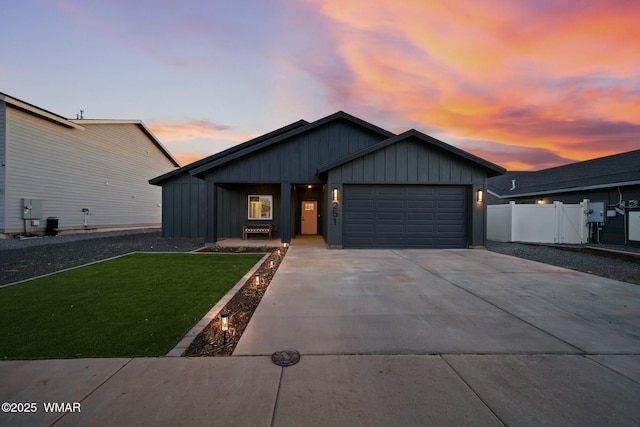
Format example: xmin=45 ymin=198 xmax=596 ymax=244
xmin=0 ymin=229 xmax=205 ymax=286
xmin=486 ymin=241 xmax=640 ymax=286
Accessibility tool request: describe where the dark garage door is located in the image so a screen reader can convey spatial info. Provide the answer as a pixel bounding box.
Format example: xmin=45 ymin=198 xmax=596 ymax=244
xmin=343 ymin=185 xmax=468 ymax=248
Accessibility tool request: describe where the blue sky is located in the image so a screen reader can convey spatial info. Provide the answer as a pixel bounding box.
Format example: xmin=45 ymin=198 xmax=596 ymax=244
xmin=3 ymin=0 xmax=639 ymax=169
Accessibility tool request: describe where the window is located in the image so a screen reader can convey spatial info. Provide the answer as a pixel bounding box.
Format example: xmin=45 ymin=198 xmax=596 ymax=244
xmin=248 ymin=195 xmax=273 ymax=220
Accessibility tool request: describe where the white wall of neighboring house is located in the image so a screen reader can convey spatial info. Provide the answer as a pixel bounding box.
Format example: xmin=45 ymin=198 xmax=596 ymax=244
xmin=1 ymin=103 xmax=178 ymax=236
xmin=488 ymin=201 xmax=589 ymax=244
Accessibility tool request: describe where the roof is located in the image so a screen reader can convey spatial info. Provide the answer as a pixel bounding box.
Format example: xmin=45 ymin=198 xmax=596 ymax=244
xmin=488 ymin=149 xmax=640 ymax=198
xmin=149 ymin=119 xmax=310 ymax=185
xmin=317 ymin=129 xmax=506 ymax=177
xmin=1 ymin=92 xmax=180 ymax=168
xmin=0 ymin=92 xmax=83 ymax=129
xmin=187 ymin=111 xmax=395 ymax=179
xmin=72 ymin=119 xmax=180 ymax=168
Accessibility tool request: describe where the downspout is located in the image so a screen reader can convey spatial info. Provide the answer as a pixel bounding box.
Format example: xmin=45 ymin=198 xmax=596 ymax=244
xmin=619 ymin=187 xmax=628 ymax=245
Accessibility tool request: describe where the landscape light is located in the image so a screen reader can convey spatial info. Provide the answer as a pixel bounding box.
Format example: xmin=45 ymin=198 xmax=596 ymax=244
xmin=270 ymin=260 xmax=274 ymax=269
xmin=220 ymin=311 xmax=229 ymax=332
xmin=255 ymin=273 xmax=260 ymax=288
xmin=220 ymin=310 xmax=229 ymax=345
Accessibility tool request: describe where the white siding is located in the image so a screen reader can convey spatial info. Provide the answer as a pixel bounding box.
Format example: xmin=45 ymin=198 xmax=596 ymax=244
xmin=0 ymin=101 xmax=6 ymax=230
xmin=3 ymin=107 xmax=177 ymax=234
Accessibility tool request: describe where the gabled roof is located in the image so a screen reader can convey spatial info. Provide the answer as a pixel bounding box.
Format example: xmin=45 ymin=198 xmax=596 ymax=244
xmin=1 ymin=92 xmax=180 ymax=168
xmin=149 ymin=119 xmax=309 ymax=185
xmin=72 ymin=119 xmax=180 ymax=167
xmin=488 ymin=149 xmax=640 ymax=198
xmin=187 ymin=111 xmax=395 ymax=179
xmin=1 ymin=92 xmax=83 ymax=129
xmin=317 ymin=129 xmax=506 ymax=177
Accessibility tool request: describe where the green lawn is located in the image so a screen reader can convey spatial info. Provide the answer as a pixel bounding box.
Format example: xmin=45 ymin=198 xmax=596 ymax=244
xmin=0 ymin=253 xmax=263 ymax=359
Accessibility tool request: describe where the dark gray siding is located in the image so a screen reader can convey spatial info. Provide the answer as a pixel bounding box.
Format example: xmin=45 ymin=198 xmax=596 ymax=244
xmin=326 ymin=136 xmax=487 ymax=248
xmin=328 ymin=137 xmax=486 ymax=185
xmin=162 ymin=174 xmax=207 ymax=238
xmin=217 ymin=184 xmax=281 ymax=239
xmin=204 ymin=121 xmax=386 ymax=183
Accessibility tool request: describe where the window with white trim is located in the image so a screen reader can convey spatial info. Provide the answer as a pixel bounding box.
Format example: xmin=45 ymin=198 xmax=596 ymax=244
xmin=248 ymin=195 xmax=272 ymax=220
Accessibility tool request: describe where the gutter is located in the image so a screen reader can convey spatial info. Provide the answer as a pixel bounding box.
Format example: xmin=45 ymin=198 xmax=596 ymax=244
xmin=488 ymin=180 xmax=640 ymax=199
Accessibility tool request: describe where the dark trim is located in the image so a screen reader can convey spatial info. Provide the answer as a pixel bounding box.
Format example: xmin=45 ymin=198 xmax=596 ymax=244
xmin=189 ymin=111 xmax=395 ymax=179
xmin=317 ymin=129 xmax=506 ymax=177
xmin=149 ymin=119 xmax=309 ymax=185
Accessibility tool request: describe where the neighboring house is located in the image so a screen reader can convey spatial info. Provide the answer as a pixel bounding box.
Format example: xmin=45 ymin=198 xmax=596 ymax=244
xmin=0 ymin=92 xmax=179 ymax=237
xmin=487 ymin=150 xmax=640 ymax=246
xmin=150 ymin=111 xmax=505 ymax=248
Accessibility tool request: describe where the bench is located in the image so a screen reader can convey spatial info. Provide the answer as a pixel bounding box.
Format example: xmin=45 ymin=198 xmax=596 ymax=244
xmin=243 ymin=223 xmax=273 ymax=240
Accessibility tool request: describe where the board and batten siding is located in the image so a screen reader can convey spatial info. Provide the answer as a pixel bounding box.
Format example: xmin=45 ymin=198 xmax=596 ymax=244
xmin=325 ymin=136 xmax=488 ymax=248
xmin=161 ymin=173 xmax=207 ymax=238
xmin=3 ymin=107 xmax=177 ymax=234
xmin=204 ymin=121 xmax=386 ymax=184
xmin=327 ymin=138 xmax=487 ymax=185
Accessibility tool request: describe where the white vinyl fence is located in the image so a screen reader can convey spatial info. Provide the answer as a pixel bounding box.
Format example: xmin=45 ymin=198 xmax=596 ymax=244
xmin=488 ymin=201 xmax=588 ymax=244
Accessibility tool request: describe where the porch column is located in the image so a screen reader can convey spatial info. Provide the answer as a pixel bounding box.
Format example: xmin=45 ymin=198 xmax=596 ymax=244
xmin=280 ymin=182 xmax=291 ymax=244
xmin=205 ymin=181 xmax=217 ymax=243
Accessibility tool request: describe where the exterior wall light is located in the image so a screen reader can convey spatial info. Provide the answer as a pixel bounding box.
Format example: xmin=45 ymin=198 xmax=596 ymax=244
xmin=476 ymin=189 xmax=483 ymax=203
xmin=332 ymin=187 xmax=339 ymax=203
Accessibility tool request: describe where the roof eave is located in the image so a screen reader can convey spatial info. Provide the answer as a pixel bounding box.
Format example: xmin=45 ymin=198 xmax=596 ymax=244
xmin=489 ymin=179 xmax=640 ymax=199
xmin=1 ymin=92 xmax=84 ymax=129
xmin=189 ymin=111 xmax=395 ymax=179
xmin=318 ymin=129 xmax=506 ymax=176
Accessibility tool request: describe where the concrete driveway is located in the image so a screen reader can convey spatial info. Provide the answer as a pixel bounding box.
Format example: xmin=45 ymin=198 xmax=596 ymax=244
xmin=2 ymin=241 xmax=639 ymax=426
xmin=235 ymin=245 xmax=640 ymax=356
xmin=233 ymin=241 xmax=640 ymax=426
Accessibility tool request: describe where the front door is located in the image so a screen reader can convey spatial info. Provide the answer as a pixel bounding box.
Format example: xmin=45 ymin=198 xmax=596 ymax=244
xmin=301 ymin=201 xmax=317 ymax=234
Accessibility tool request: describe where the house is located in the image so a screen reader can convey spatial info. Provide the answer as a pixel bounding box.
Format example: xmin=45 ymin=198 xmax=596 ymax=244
xmin=487 ymin=149 xmax=640 ymax=246
xmin=0 ymin=92 xmax=179 ymax=237
xmin=150 ymin=111 xmax=505 ymax=248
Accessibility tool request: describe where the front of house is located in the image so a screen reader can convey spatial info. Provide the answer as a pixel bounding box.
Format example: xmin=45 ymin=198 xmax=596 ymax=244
xmin=150 ymin=112 xmax=505 ymax=248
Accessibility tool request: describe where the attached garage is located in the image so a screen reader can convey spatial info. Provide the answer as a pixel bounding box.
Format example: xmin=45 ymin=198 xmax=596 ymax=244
xmin=343 ymin=185 xmax=468 ymax=248
xmin=319 ymin=129 xmax=505 ymax=249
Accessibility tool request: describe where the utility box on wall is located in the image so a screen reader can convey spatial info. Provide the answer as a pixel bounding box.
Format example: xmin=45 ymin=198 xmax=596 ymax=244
xmin=22 ymin=198 xmax=43 ymax=220
xmin=586 ymin=201 xmax=606 ymax=223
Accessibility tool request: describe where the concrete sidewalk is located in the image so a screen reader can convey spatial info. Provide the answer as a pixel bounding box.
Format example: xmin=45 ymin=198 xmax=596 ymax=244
xmin=2 ymin=242 xmax=640 ymax=426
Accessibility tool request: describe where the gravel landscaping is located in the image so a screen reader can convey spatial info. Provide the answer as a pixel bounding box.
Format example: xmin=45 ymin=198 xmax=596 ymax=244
xmin=486 ymin=240 xmax=640 ymax=286
xmin=2 ymin=230 xmax=638 ymax=287
xmin=0 ymin=229 xmax=205 ymax=286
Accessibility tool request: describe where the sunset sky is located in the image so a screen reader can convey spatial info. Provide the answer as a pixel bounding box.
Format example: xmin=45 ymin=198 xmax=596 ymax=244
xmin=3 ymin=0 xmax=639 ymax=170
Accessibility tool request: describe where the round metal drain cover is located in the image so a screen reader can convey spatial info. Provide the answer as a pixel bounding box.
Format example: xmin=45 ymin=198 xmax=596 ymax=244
xmin=271 ymin=349 xmax=301 ymax=366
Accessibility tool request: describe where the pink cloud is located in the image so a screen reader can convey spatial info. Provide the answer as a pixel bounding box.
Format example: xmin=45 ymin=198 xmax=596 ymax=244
xmin=301 ymin=0 xmax=640 ymax=169
xmin=148 ymin=120 xmax=250 ymax=143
